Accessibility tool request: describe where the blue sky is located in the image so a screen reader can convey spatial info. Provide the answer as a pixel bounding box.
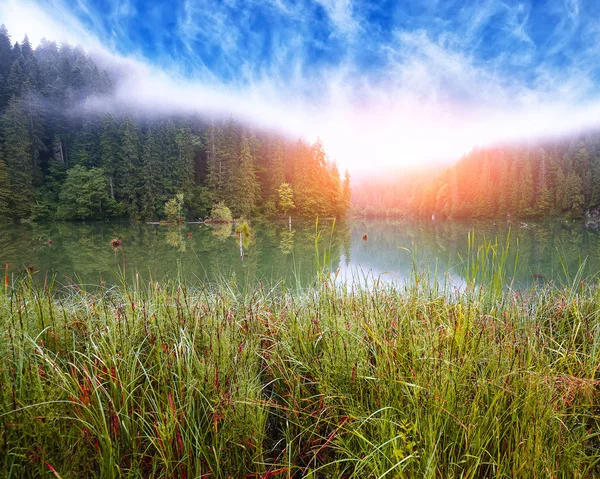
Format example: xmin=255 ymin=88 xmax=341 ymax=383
xmin=2 ymin=0 xmax=600 ymax=170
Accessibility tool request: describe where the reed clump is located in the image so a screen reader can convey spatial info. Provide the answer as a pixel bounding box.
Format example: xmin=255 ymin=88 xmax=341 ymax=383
xmin=2 ymin=267 xmax=600 ymax=477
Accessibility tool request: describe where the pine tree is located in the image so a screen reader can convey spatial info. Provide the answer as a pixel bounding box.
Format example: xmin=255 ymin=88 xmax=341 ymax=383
xmin=220 ymin=119 xmax=240 ymax=205
xmin=56 ymin=166 xmax=114 ymax=220
xmin=160 ymin=119 xmax=179 ymax=195
xmin=176 ymin=126 xmax=199 ymax=192
xmin=535 ymin=186 xmax=553 ymax=217
xmin=21 ymin=83 xmax=46 ymax=185
xmin=269 ymin=138 xmax=285 ymax=198
xmin=342 ymin=170 xmax=351 ymax=215
xmin=449 ymin=171 xmax=461 ymax=218
xmin=0 ymin=25 xmax=13 ymax=80
xmin=0 ymin=157 xmax=10 ymax=219
xmin=205 ymin=120 xmax=219 ymax=197
xmin=555 ymin=167 xmax=568 ymax=212
xmin=475 ymin=155 xmax=493 ymax=217
xmin=535 ymin=151 xmax=552 ymax=217
xmin=496 ymin=155 xmax=509 ymax=216
xmin=140 ymin=128 xmax=163 ymax=219
xmin=1 ymin=97 xmax=33 ymax=220
xmin=565 ymin=173 xmax=585 ymax=217
xmin=291 ymin=140 xmax=313 ymax=216
xmin=100 ymin=113 xmax=119 ymax=199
xmin=176 ymin=126 xmax=203 ymax=216
xmin=6 ymin=57 xmax=26 ymax=98
xmin=232 ymin=132 xmax=259 ymax=217
xmin=118 ymin=116 xmax=141 ymax=216
xmin=590 ymin=159 xmax=600 ymax=209
xmin=575 ymin=148 xmax=593 ymax=207
xmin=326 ymin=161 xmax=343 ymax=217
xmin=278 ymin=183 xmax=295 ymax=215
xmin=517 ymin=155 xmax=534 ymax=217
xmin=435 ymin=183 xmax=450 ymax=217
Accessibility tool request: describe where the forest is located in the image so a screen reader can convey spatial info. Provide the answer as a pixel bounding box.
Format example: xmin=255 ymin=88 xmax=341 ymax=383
xmin=0 ymin=26 xmax=350 ymax=222
xmin=353 ymin=133 xmax=600 ymax=220
xmin=417 ymin=134 xmax=600 ymax=220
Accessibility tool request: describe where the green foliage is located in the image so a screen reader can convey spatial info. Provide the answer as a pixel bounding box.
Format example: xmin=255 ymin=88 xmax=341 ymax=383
xmin=164 ymin=193 xmax=184 ymax=222
xmin=184 ymin=185 xmax=212 ymax=219
xmin=4 ymin=258 xmax=600 ymax=477
xmin=231 ymin=132 xmax=259 ymax=217
xmin=118 ymin=116 xmax=141 ymax=216
xmin=140 ymin=128 xmax=163 ymax=219
xmin=55 ymin=165 xmax=116 ymax=220
xmin=235 ymin=220 xmax=255 ymax=248
xmin=0 ymin=157 xmax=9 ymax=219
xmin=535 ymin=185 xmax=553 ymax=217
xmin=1 ymin=96 xmax=32 ymax=220
xmin=0 ymin=25 xmax=350 ymax=224
xmin=209 ymin=201 xmax=233 ymax=223
xmin=262 ymin=199 xmax=277 ymax=218
xmin=277 ymin=182 xmax=295 ymax=214
xmin=415 ymin=140 xmax=600 ymax=220
xmin=29 ymin=201 xmax=52 ymax=221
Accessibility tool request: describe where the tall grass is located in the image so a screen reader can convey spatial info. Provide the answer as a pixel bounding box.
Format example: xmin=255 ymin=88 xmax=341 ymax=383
xmin=2 ymin=242 xmax=600 ymax=477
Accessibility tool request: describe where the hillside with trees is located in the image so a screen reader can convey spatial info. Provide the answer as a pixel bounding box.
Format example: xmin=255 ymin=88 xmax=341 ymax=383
xmin=0 ymin=26 xmax=350 ymax=222
xmin=416 ymin=134 xmax=600 ymax=220
xmin=352 ymin=133 xmax=600 ymax=221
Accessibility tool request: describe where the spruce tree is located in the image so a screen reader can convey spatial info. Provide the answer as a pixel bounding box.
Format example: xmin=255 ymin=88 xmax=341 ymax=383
xmin=205 ymin=121 xmax=219 ymax=198
xmin=565 ymin=173 xmax=585 ymax=217
xmin=535 ymin=186 xmax=553 ymax=217
xmin=269 ymin=137 xmax=285 ymax=198
xmin=475 ymin=156 xmax=493 ymax=217
xmin=0 ymin=157 xmax=10 ymax=219
xmin=0 ymin=25 xmax=12 ymax=79
xmin=21 ymin=83 xmax=46 ymax=185
xmin=232 ymin=132 xmax=259 ymax=217
xmin=118 ymin=116 xmax=141 ymax=216
xmin=6 ymin=57 xmax=26 ymax=98
xmin=100 ymin=113 xmax=119 ymax=199
xmin=517 ymin=156 xmax=534 ymax=217
xmin=140 ymin=128 xmax=163 ymax=219
xmin=342 ymin=170 xmax=351 ymax=215
xmin=1 ymin=97 xmax=33 ymax=220
xmin=496 ymin=155 xmax=508 ymax=216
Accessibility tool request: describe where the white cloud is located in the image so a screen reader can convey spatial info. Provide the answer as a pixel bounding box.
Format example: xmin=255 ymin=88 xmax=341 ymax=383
xmin=314 ymin=0 xmax=359 ymax=37
xmin=0 ymin=0 xmax=102 ymax=49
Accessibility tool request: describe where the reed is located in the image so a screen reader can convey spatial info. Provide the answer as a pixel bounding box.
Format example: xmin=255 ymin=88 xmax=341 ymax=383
xmin=1 ymin=238 xmax=600 ymax=477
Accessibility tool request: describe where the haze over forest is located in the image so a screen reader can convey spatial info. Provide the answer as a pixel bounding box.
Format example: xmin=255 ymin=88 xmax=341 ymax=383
xmin=1 ymin=0 xmax=600 ymax=222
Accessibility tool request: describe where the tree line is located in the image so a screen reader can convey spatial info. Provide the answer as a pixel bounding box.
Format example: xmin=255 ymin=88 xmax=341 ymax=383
xmin=0 ymin=26 xmax=350 ymax=222
xmin=352 ymin=133 xmax=600 ymax=220
xmin=418 ymin=134 xmax=600 ymax=220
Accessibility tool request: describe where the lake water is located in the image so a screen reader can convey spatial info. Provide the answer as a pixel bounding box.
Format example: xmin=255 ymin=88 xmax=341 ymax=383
xmin=1 ymin=218 xmax=599 ymax=290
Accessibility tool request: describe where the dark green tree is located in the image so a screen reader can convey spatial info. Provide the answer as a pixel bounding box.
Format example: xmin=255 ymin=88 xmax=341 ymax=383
xmin=100 ymin=113 xmax=120 ymax=199
xmin=118 ymin=116 xmax=141 ymax=216
xmin=1 ymin=97 xmax=33 ymax=220
xmin=232 ymin=132 xmax=259 ymax=217
xmin=0 ymin=157 xmax=10 ymax=219
xmin=56 ymin=165 xmax=115 ymax=220
xmin=140 ymin=128 xmax=163 ymax=219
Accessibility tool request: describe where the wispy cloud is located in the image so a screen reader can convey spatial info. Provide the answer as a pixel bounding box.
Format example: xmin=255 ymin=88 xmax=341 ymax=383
xmin=2 ymin=0 xmax=600 ymax=171
xmin=314 ymin=0 xmax=359 ymax=38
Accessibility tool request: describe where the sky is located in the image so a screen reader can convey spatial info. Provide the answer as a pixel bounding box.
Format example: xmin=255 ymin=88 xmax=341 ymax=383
xmin=2 ymin=0 xmax=600 ymax=172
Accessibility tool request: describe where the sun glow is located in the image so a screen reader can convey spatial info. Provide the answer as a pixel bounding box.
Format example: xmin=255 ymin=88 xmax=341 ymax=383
xmin=318 ymin=97 xmax=600 ymax=171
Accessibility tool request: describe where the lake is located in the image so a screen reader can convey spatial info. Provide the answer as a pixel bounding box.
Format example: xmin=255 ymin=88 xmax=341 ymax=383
xmin=0 ymin=218 xmax=598 ymax=290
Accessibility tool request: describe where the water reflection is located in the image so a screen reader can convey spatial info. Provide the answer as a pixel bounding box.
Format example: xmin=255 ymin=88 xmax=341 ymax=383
xmin=0 ymin=218 xmax=597 ymax=289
